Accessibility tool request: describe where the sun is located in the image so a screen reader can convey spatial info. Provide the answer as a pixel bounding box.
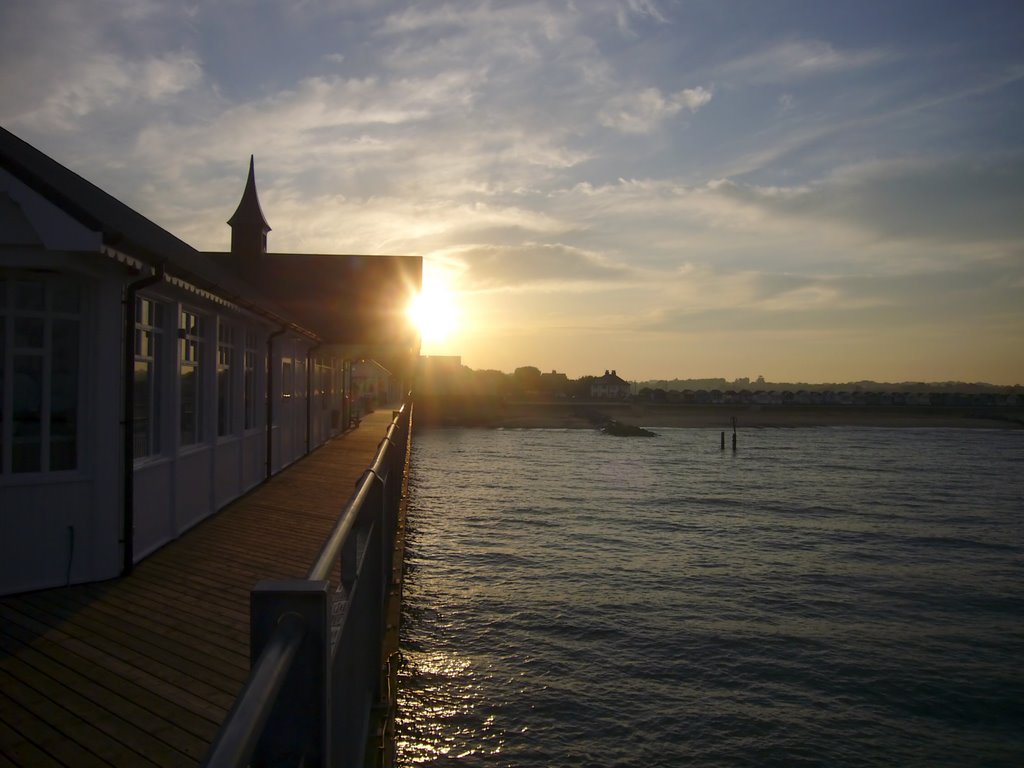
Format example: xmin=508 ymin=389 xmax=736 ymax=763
xmin=407 ymin=269 xmax=460 ymax=348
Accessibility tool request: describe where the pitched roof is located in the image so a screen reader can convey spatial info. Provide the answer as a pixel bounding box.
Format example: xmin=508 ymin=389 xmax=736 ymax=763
xmin=1 ymin=126 xmax=192 ymax=263
xmin=595 ymin=371 xmax=629 ymax=386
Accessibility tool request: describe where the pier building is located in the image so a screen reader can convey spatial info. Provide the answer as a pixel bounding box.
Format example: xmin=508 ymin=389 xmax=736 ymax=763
xmin=1 ymin=127 xmax=419 ymax=764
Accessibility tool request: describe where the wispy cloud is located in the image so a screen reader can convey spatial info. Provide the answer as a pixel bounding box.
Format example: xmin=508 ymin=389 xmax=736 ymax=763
xmin=448 ymin=242 xmax=634 ymax=290
xmin=615 ymin=0 xmax=671 ymax=33
xmin=711 ymin=156 xmax=1024 ymax=246
xmin=721 ymin=40 xmax=890 ymax=83
xmin=599 ymin=86 xmax=711 ymax=133
xmin=12 ymin=51 xmax=202 ymax=130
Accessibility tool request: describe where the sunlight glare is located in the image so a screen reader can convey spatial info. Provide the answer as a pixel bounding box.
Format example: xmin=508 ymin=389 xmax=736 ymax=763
xmin=408 ymin=268 xmax=460 ymax=348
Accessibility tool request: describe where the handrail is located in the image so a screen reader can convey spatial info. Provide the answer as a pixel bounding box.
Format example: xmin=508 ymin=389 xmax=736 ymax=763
xmin=307 ymin=402 xmax=405 ymax=582
xmin=202 ymin=612 xmax=306 ymax=766
xmin=201 ymin=397 xmax=412 ymax=768
xmin=306 ymin=470 xmax=379 ymax=582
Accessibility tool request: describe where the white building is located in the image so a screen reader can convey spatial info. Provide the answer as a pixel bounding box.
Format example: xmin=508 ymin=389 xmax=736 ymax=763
xmin=590 ymin=369 xmax=631 ymax=399
xmin=0 ymin=129 xmax=420 ymax=596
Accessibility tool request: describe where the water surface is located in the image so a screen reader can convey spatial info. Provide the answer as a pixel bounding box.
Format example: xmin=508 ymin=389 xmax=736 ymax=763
xmin=398 ymin=427 xmax=1023 ymax=766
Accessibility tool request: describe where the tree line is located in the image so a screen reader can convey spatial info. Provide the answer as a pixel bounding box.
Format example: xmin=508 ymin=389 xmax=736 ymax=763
xmin=417 ymin=361 xmax=1022 ymax=402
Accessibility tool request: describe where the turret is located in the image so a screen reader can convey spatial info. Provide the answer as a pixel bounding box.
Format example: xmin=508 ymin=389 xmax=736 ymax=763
xmin=227 ymin=155 xmax=271 ymax=257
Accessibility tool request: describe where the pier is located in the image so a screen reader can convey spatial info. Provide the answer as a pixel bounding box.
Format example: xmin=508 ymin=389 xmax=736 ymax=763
xmin=0 ymin=405 xmax=411 ymax=767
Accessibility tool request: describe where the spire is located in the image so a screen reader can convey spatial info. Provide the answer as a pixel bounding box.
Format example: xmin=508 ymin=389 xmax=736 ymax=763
xmin=227 ymin=155 xmax=271 ymax=257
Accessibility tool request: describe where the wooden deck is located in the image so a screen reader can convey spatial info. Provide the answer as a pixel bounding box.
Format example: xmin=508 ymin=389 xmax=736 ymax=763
xmin=0 ymin=409 xmax=397 ymax=767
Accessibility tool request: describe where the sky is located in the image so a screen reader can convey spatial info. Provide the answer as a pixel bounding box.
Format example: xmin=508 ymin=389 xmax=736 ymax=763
xmin=2 ymin=1 xmax=1023 ymax=384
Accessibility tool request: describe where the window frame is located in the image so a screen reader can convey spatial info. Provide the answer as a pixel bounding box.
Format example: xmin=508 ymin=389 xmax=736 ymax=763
xmin=243 ymin=329 xmax=260 ymax=431
xmin=216 ymin=320 xmax=235 ymax=438
xmin=0 ymin=271 xmax=82 ymax=476
xmin=133 ymin=295 xmax=164 ymax=461
xmin=178 ymin=307 xmax=205 ymax=447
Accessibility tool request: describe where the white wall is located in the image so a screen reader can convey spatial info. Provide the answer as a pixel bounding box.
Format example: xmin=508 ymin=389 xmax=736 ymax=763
xmin=0 ymin=251 xmax=125 ymax=594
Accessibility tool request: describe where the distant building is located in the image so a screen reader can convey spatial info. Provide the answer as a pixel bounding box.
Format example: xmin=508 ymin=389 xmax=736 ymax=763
xmin=590 ymin=369 xmax=630 ymax=399
xmin=0 ymin=128 xmax=420 ymax=596
xmin=540 ymin=369 xmax=569 ymax=398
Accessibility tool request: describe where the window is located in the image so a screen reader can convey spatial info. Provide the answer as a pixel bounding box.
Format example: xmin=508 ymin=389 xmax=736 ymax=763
xmin=217 ymin=321 xmax=234 ymax=437
xmin=243 ymin=330 xmax=259 ymax=430
xmin=179 ymin=309 xmax=204 ymax=446
xmin=134 ymin=297 xmax=163 ymax=458
xmin=0 ymin=273 xmax=81 ymax=474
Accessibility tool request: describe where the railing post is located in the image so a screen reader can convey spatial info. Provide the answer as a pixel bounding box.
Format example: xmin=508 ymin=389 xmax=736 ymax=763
xmin=251 ymin=580 xmax=331 ymax=767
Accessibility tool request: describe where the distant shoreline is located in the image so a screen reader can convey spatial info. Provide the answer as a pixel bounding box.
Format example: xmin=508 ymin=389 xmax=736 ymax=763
xmin=412 ymin=398 xmax=1024 ymax=430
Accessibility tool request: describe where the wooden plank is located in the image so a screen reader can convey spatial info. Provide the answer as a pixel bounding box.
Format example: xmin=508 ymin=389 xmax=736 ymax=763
xmin=74 ymin=581 xmax=248 ymax=647
xmin=118 ymin=576 xmax=249 ymax=619
xmin=0 ymin=605 xmax=229 ymax=726
xmin=1 ymin=655 xmax=199 ymax=765
xmin=1 ymin=603 xmax=240 ymax=710
xmin=91 ymin=566 xmax=245 ymax=607
xmin=37 ymin=588 xmax=249 ymax=662
xmin=0 ymin=717 xmax=64 ymax=768
xmin=0 ymin=670 xmax=161 ymax=768
xmin=9 ymin=595 xmax=249 ymax=695
xmin=0 ymin=693 xmax=109 ymax=768
xmin=1 ymin=620 xmax=219 ymax=741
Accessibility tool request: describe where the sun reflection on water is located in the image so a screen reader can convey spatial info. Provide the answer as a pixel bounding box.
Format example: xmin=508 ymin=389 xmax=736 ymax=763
xmin=396 ymin=649 xmax=504 ymax=764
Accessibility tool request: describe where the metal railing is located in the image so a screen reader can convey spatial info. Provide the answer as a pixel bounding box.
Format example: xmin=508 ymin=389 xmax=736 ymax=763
xmin=202 ymin=401 xmax=412 ymax=767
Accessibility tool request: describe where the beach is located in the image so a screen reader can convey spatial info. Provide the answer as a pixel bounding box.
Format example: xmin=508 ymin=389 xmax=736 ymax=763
xmin=412 ymin=398 xmax=1024 ymax=430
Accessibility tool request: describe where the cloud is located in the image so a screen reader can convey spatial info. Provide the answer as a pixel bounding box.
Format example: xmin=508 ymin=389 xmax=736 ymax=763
xmin=721 ymin=40 xmax=889 ymax=83
xmin=380 ymin=2 xmax=573 ymax=65
xmin=615 ymin=0 xmax=670 ymax=33
xmin=447 ymin=242 xmax=634 ymax=290
xmin=776 ymin=93 xmax=796 ymax=113
xmin=598 ymin=86 xmax=711 ymax=133
xmin=3 ymin=46 xmax=202 ymax=130
xmin=631 ymin=256 xmax=1024 ymax=339
xmin=0 ymin=0 xmax=203 ymax=131
xmin=711 ymin=156 xmax=1024 ymax=245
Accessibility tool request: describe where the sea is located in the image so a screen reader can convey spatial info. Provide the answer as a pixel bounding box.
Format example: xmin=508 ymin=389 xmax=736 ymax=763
xmin=396 ymin=426 xmax=1024 ymax=767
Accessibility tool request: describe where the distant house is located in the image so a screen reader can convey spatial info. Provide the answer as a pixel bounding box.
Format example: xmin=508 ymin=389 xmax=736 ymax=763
xmin=539 ymin=369 xmax=569 ymax=398
xmin=590 ymin=369 xmax=630 ymax=399
xmin=0 ymin=128 xmax=420 ymax=596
